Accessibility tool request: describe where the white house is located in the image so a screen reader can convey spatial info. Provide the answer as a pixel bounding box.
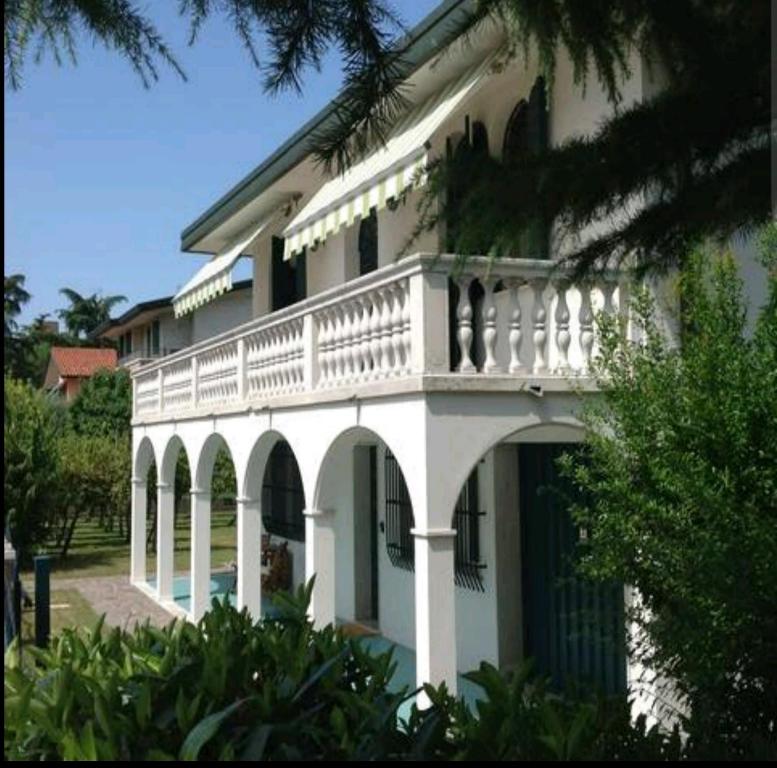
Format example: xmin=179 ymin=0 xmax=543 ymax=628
xmin=127 ymin=0 xmax=765 ymax=715
xmin=92 ymin=279 xmax=253 ymax=370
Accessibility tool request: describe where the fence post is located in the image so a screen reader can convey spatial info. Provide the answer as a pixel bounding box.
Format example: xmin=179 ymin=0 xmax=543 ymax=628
xmin=34 ymin=555 xmax=51 ymax=648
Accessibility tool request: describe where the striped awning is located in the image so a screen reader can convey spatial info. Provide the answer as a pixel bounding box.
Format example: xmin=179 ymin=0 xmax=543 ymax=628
xmin=282 ymin=53 xmax=496 ymax=259
xmin=173 ymin=209 xmax=279 ymax=317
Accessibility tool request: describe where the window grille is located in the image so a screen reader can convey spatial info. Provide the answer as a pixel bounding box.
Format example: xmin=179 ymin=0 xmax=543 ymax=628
xmin=262 ymin=441 xmax=305 ymax=541
xmin=384 ymin=448 xmax=414 ymax=570
xmin=384 ymin=449 xmax=486 ymax=587
xmin=453 ymin=469 xmax=486 ymax=591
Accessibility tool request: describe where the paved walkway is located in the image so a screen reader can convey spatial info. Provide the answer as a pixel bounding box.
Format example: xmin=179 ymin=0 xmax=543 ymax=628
xmin=54 ymin=575 xmax=177 ymax=631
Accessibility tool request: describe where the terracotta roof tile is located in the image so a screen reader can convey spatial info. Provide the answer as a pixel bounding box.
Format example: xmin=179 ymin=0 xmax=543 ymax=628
xmin=50 ymin=346 xmax=117 ymax=378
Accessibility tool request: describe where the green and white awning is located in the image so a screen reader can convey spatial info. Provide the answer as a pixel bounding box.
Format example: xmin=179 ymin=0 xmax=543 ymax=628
xmin=173 ymin=210 xmax=279 ymax=317
xmin=282 ymin=54 xmax=496 ymax=259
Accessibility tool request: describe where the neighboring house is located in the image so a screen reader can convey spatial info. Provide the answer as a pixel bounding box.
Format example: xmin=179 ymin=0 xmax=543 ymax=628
xmin=127 ymin=0 xmax=766 ymax=719
xmin=91 ymin=280 xmax=253 ymax=371
xmin=44 ymin=346 xmax=117 ymax=402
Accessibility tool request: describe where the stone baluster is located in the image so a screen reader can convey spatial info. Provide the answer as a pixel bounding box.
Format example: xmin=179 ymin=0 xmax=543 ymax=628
xmin=321 ymin=310 xmax=333 ymax=386
xmin=346 ymin=301 xmax=359 ymax=381
xmin=481 ymin=278 xmax=501 ymax=374
xmin=456 ymin=277 xmax=476 ymax=373
xmin=507 ymin=279 xmax=524 ymax=374
xmin=390 ymin=283 xmax=404 ymax=374
xmin=531 ymin=279 xmax=548 ymax=374
xmin=333 ymin=305 xmax=345 ymax=383
xmin=281 ymin=326 xmax=291 ymax=392
xmin=554 ymin=281 xmax=571 ymax=374
xmin=357 ymin=296 xmax=371 ymax=380
xmin=379 ymin=286 xmax=394 ymax=375
xmin=369 ymin=290 xmax=383 ymax=375
xmin=578 ymin=284 xmax=594 ymax=373
xmin=401 ymin=278 xmax=412 ymax=373
xmin=296 ymin=319 xmax=305 ymax=388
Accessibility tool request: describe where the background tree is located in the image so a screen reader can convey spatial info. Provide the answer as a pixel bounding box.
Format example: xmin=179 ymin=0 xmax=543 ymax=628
xmin=558 ymin=226 xmax=777 ymax=755
xmin=4 ymin=378 xmax=62 ymax=561
xmin=4 ymin=273 xmax=30 ymax=337
xmin=57 ymin=287 xmax=126 ymax=338
xmin=5 ymin=1 xmax=768 ymax=276
xmin=68 ymin=368 xmax=132 ymax=437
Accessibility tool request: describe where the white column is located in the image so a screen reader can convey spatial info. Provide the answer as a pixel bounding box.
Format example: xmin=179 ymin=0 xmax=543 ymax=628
xmin=413 ymin=527 xmax=457 ymax=702
xmin=130 ymin=478 xmax=147 ymax=584
xmin=236 ymin=496 xmax=262 ymax=620
xmin=156 ymin=481 xmax=175 ymax=601
xmin=189 ymin=488 xmax=211 ymax=622
xmin=304 ymin=508 xmax=336 ymax=629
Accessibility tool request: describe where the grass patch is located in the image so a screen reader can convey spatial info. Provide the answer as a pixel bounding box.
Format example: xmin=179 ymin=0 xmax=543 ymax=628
xmin=20 ymin=588 xmax=100 ymax=645
xmin=24 ymin=506 xmax=238 ymax=582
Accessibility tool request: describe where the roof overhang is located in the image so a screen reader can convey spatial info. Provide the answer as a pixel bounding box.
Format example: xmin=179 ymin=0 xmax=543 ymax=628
xmin=179 ymin=0 xmax=478 ymax=254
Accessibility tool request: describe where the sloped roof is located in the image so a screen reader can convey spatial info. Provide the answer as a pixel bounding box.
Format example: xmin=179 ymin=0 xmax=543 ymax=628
xmin=49 ymin=346 xmax=118 ymax=378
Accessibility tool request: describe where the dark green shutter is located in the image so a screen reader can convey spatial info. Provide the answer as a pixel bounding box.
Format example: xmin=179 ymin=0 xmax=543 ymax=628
xmin=519 ymin=444 xmax=626 ymax=695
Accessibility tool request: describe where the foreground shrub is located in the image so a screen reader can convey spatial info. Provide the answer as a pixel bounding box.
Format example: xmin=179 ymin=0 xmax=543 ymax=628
xmin=559 ymin=234 xmax=777 ymax=756
xmin=5 ymin=585 xmax=683 ymax=761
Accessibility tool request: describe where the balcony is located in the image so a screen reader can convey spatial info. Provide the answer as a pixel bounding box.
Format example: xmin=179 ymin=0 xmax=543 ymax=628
xmin=131 ymin=253 xmax=628 ymax=422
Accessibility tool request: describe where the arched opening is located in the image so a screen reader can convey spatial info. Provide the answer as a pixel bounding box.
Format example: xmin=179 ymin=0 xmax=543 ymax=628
xmin=131 ymin=436 xmax=156 ymax=586
xmin=312 ymin=427 xmax=421 ymax=693
xmin=150 ymin=436 xmax=193 ymax=612
xmin=183 ymin=433 xmax=238 ymax=617
xmin=449 ymin=422 xmax=627 ymax=697
xmin=241 ymin=432 xmax=307 ymax=616
xmin=502 ymin=76 xmax=549 ymax=259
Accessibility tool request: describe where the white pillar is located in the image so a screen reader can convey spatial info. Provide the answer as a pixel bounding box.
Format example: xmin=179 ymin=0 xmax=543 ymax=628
xmin=130 ymin=478 xmax=147 ymax=584
xmin=304 ymin=508 xmax=336 ymax=629
xmin=413 ymin=527 xmax=457 ymax=702
xmin=189 ymin=488 xmax=211 ymax=622
xmin=236 ymin=496 xmax=262 ymax=620
xmin=156 ymin=481 xmax=175 ymax=601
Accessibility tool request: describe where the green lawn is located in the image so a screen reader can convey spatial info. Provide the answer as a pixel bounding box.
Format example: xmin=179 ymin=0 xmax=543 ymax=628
xmin=20 ymin=588 xmax=100 ymax=645
xmin=24 ymin=506 xmax=238 ymax=582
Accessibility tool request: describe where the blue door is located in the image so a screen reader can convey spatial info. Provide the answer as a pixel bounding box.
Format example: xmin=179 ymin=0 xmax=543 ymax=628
xmin=519 ymin=444 xmax=627 ymax=695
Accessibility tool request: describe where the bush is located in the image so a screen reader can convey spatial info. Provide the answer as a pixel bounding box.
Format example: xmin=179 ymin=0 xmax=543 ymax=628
xmin=53 ymin=433 xmax=131 ymax=555
xmin=559 ymin=233 xmax=777 ymax=756
xmin=3 ymin=377 xmax=61 ymax=560
xmin=4 ymin=585 xmax=682 ymax=761
xmin=68 ymin=368 xmax=131 ymax=437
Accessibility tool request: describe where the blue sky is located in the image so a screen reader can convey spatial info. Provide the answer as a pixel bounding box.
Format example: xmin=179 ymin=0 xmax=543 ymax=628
xmin=4 ymin=1 xmax=440 ymax=325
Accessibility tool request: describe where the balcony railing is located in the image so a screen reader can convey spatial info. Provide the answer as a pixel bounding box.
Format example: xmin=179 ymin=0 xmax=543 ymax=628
xmin=132 ymin=253 xmax=628 ymax=421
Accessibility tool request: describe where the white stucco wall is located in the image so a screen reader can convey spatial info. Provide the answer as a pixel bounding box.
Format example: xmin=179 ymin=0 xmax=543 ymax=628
xmin=191 ymin=287 xmax=253 ymax=344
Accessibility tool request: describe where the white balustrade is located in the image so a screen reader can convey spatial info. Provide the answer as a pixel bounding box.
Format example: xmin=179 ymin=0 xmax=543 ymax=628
xmin=131 ymin=254 xmax=627 ymax=421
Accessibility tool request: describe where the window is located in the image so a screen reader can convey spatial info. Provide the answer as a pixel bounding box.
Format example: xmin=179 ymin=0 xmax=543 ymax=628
xmin=453 ymin=468 xmax=486 ymax=591
xmin=358 ymin=208 xmax=378 ymax=275
xmin=271 ymin=236 xmax=306 ymax=311
xmin=262 ymin=441 xmax=305 ymax=541
xmin=384 ymin=448 xmax=486 ymax=587
xmin=503 ymin=77 xmax=549 ymax=259
xmin=151 ymin=320 xmax=161 ymax=355
xmin=384 ymin=448 xmax=414 ymax=570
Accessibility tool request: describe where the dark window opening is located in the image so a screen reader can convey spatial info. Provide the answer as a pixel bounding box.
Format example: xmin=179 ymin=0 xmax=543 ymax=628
xmin=262 ymin=441 xmax=305 ymax=542
xmin=151 ymin=320 xmax=161 ymax=355
xmin=503 ymin=77 xmax=549 ymax=259
xmin=454 ymin=468 xmax=486 ymax=591
xmin=358 ymin=208 xmax=378 ymax=276
xmin=272 ymin=236 xmax=307 ymax=311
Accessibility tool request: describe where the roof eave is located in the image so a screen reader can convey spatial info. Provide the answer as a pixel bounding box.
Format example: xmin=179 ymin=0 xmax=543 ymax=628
xmin=180 ymin=0 xmax=475 ymax=254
